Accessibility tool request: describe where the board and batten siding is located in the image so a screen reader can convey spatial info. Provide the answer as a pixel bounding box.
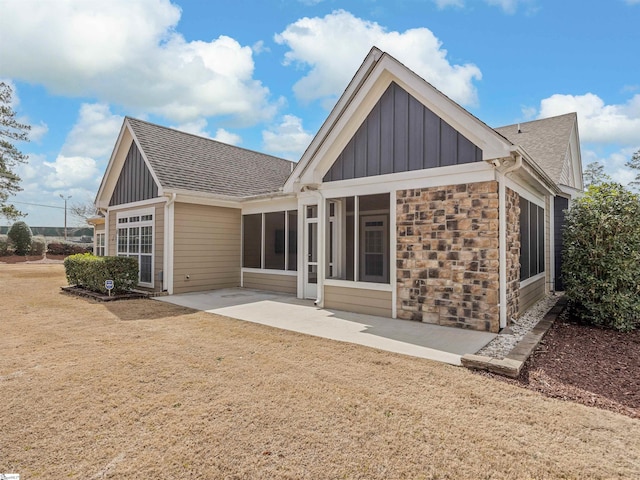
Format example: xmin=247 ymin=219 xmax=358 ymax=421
xmin=243 ymin=272 xmax=297 ymax=295
xmin=172 ymin=202 xmax=241 ymax=294
xmin=109 ymin=141 xmax=159 ymax=206
xmin=324 ymin=285 xmax=392 ymax=318
xmin=323 ymin=82 xmax=482 ymax=182
xmin=519 ymin=277 xmax=545 ymax=314
xmin=554 ymin=196 xmax=569 ymax=291
xmin=107 ymin=202 xmax=164 ymax=292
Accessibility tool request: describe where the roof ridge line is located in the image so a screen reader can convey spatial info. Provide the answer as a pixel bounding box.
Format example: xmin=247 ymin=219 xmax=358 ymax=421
xmin=125 ymin=116 xmax=295 ymax=165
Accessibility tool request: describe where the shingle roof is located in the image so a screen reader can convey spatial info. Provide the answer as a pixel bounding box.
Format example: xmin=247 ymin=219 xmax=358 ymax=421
xmin=126 ymin=117 xmax=294 ymax=198
xmin=494 ymin=113 xmax=577 ymax=184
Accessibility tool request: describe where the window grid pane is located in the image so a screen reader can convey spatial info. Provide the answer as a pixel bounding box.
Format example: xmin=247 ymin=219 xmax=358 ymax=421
xmin=117 ymin=228 xmax=128 ymax=254
xmin=129 ymin=227 xmax=140 ymax=254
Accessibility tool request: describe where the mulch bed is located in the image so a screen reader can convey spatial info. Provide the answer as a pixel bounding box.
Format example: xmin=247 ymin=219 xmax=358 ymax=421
xmin=480 ymin=314 xmax=640 ymax=419
xmin=0 ymin=254 xmax=47 ymax=263
xmin=61 ymin=285 xmax=150 ymax=302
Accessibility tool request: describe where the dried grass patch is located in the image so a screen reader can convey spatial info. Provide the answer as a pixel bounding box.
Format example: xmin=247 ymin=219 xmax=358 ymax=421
xmin=1 ymin=264 xmax=639 ymax=479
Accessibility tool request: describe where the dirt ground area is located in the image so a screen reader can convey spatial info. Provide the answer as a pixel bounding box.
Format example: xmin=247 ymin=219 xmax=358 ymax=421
xmin=1 ymin=264 xmax=639 ymax=479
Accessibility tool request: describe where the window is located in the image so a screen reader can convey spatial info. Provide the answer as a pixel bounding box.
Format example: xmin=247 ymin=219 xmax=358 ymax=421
xmin=116 ymin=210 xmax=154 ymax=286
xmin=242 ymin=214 xmax=262 ymax=268
xmin=242 ymin=210 xmax=298 ymax=271
xmin=519 ymin=197 xmax=544 ymax=282
xmin=95 ymin=233 xmax=105 ymax=256
xmin=287 ymin=210 xmax=298 ymax=271
xmin=327 ymin=193 xmax=390 ymax=284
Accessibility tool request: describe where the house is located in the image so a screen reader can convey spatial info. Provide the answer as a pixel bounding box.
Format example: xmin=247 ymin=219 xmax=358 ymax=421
xmin=91 ymin=47 xmax=583 ymax=333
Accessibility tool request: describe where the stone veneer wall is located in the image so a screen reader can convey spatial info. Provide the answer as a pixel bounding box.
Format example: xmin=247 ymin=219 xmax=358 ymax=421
xmin=505 ymin=187 xmax=520 ymax=323
xmin=396 ymin=181 xmax=500 ymax=332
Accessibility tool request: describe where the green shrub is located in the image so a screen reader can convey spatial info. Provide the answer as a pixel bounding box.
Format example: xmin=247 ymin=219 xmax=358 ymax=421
xmin=48 ymin=241 xmax=91 ymax=256
xmin=30 ymin=236 xmax=46 ymax=256
xmin=8 ymin=221 xmax=32 ymax=255
xmin=64 ymin=254 xmax=139 ymax=294
xmin=562 ymin=182 xmax=640 ymax=331
xmin=0 ymin=234 xmax=10 ymax=256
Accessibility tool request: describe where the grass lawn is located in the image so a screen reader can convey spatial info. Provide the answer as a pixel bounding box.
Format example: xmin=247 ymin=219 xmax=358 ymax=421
xmin=1 ymin=264 xmax=638 ymax=479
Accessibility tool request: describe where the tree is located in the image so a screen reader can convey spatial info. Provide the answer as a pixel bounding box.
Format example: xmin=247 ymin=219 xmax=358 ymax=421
xmin=625 ymin=149 xmax=640 ymax=189
xmin=0 ymin=82 xmax=30 ymax=220
xmin=69 ymin=199 xmax=98 ymax=226
xmin=562 ymin=182 xmax=640 ymax=331
xmin=582 ymin=161 xmax=610 ymax=187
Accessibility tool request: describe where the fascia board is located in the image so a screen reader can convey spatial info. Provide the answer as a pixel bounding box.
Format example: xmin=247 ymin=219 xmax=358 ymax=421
xmin=94 ymin=120 xmax=130 ymax=208
xmin=126 ymin=120 xmax=164 ymax=196
xmin=383 ymin=56 xmax=513 ymax=161
xmin=283 ymin=48 xmax=383 ymax=193
xmin=95 ymin=118 xmax=164 ymax=209
xmin=292 ymin=52 xmax=514 ymax=188
xmin=570 ymin=120 xmax=584 ymax=190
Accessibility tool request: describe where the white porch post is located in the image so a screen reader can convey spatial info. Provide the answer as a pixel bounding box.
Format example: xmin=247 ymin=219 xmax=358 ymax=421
xmin=498 ymin=174 xmax=508 ymax=329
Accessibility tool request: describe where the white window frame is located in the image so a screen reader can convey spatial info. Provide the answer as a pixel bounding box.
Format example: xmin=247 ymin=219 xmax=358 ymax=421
xmin=325 ymin=195 xmax=390 ymax=285
xmin=116 ymin=207 xmax=154 ymax=288
xmin=95 ymin=232 xmax=105 ymax=257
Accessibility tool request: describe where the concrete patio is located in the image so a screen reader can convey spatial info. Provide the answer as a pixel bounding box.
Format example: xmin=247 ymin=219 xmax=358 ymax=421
xmin=156 ymin=288 xmax=496 ymax=366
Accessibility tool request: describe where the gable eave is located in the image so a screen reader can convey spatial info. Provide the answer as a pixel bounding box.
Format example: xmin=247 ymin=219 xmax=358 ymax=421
xmin=95 ymin=118 xmax=164 ymax=209
xmin=285 ymin=49 xmax=513 ymax=191
xmin=284 ymin=47 xmax=384 ymax=193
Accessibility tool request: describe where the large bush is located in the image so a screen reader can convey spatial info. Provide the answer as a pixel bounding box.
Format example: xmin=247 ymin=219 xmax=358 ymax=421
xmin=8 ymin=221 xmax=32 ymax=255
xmin=562 ymin=182 xmax=640 ymax=331
xmin=30 ymin=236 xmax=46 ymax=256
xmin=64 ymin=254 xmax=139 ymax=294
xmin=0 ymin=234 xmax=10 ymax=256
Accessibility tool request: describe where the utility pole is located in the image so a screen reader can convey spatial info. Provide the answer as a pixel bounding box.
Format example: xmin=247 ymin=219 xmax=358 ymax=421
xmin=59 ymin=194 xmax=72 ymax=240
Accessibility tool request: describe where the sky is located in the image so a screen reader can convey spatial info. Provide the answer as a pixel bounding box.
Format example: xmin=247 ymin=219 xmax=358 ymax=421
xmin=0 ymin=0 xmax=639 ymax=227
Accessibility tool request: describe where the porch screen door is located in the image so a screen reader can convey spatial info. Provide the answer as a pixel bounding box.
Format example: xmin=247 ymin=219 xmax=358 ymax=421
xmin=304 ymin=205 xmax=318 ymax=299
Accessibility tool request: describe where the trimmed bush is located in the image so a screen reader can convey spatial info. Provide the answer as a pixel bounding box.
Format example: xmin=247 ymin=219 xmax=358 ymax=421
xmin=562 ymin=182 xmax=640 ymax=331
xmin=48 ymin=241 xmax=91 ymax=256
xmin=64 ymin=254 xmax=139 ymax=294
xmin=8 ymin=221 xmax=32 ymax=255
xmin=30 ymin=236 xmax=46 ymax=256
xmin=0 ymin=234 xmax=10 ymax=256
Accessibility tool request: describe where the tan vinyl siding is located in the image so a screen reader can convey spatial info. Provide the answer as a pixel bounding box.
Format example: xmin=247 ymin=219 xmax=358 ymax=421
xmin=519 ymin=277 xmax=545 ymax=314
xmin=173 ymin=202 xmax=241 ymax=294
xmin=324 ymin=285 xmax=392 ymax=318
xmin=106 ymin=202 xmax=165 ymax=292
xmin=243 ymin=271 xmax=297 ymax=294
xmin=94 ymin=224 xmax=105 ymax=234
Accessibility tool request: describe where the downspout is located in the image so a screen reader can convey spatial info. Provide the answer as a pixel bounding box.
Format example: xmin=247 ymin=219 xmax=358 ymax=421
xmin=497 ymin=153 xmax=522 ymax=329
xmin=163 ymin=193 xmax=177 ymax=294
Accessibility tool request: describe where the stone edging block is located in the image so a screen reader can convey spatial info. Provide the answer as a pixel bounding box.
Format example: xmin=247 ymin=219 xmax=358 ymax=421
xmin=461 ymin=296 xmax=568 ymax=378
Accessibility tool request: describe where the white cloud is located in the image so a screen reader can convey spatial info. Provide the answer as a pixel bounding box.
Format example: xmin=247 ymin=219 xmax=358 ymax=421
xmin=43 ymin=155 xmax=101 ymax=190
xmin=172 ymin=118 xmax=212 ymax=138
xmin=537 ymin=93 xmax=640 ymax=145
xmin=213 ymin=128 xmax=242 ymax=146
xmin=275 ymin=10 xmax=482 ymax=107
xmin=1 ymin=79 xmax=48 ymax=142
xmin=583 ymin=147 xmax=640 ymax=186
xmin=28 ymin=121 xmax=49 ymax=142
xmin=61 ymin=104 xmax=123 ymax=159
xmin=0 ymin=0 xmax=275 ymax=124
xmin=625 ymin=0 xmax=640 ymax=5
xmin=262 ymin=115 xmax=313 ymax=158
